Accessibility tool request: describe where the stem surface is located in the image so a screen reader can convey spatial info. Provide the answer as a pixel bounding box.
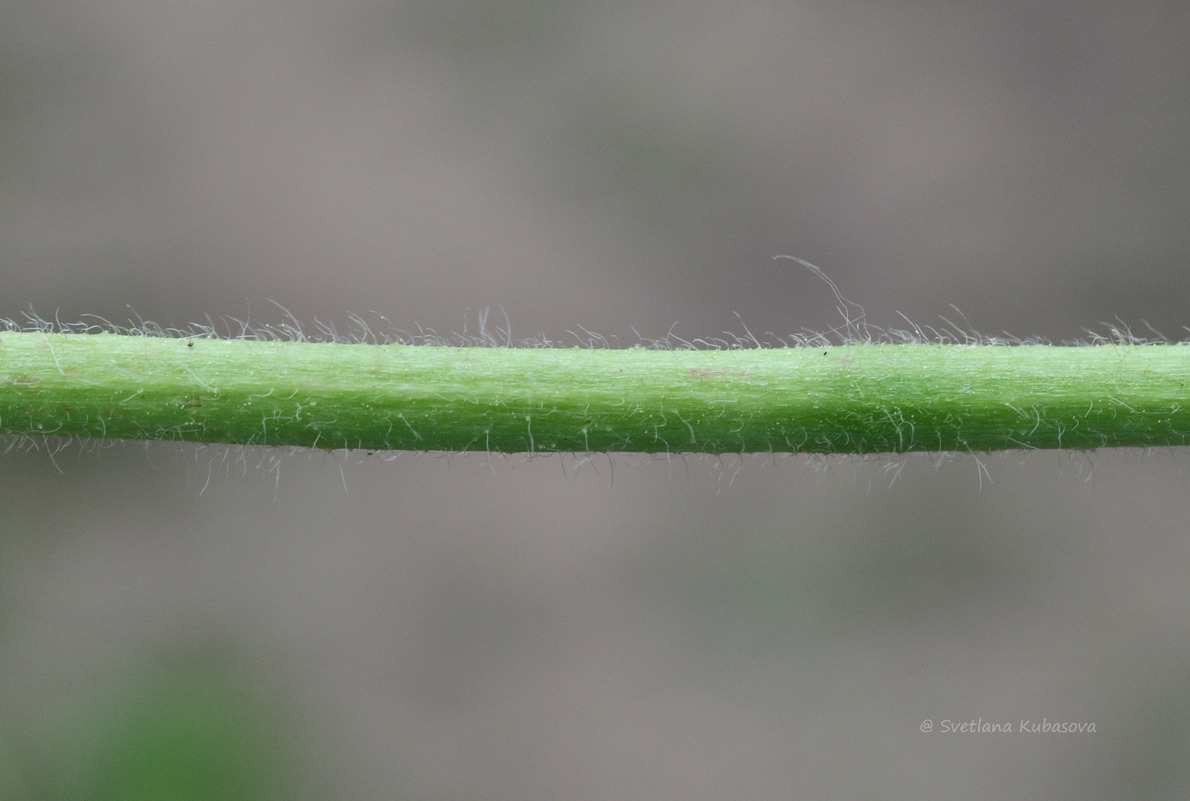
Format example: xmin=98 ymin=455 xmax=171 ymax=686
xmin=2 ymin=332 xmax=1189 ymax=453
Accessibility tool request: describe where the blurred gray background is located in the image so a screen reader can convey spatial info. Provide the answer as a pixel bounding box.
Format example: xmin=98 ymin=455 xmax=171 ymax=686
xmin=3 ymin=2 xmax=1190 ymax=798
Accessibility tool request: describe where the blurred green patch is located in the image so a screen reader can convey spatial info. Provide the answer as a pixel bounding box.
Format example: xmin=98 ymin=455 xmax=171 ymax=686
xmin=2 ymin=649 xmax=303 ymax=801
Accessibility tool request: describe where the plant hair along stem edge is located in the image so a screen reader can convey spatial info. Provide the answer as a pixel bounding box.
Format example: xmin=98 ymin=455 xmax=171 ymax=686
xmin=3 ymin=329 xmax=1190 ymax=456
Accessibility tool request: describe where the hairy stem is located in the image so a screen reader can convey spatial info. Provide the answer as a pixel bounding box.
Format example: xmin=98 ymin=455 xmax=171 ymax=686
xmin=1 ymin=332 xmax=1189 ymax=453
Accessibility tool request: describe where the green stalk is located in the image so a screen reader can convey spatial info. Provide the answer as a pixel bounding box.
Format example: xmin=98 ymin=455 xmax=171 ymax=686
xmin=1 ymin=331 xmax=1189 ymax=453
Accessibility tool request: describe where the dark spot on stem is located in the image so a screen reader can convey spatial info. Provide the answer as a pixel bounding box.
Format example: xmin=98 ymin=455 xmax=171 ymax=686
xmin=688 ymin=368 xmax=731 ymax=379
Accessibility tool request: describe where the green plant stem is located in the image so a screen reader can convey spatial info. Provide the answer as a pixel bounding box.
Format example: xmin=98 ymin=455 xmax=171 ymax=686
xmin=2 ymin=331 xmax=1189 ymax=453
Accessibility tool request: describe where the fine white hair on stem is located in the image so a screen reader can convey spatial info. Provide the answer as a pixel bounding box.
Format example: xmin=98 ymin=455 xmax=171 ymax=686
xmin=773 ymin=255 xmax=870 ymax=343
xmin=2 ymin=282 xmax=1183 ymax=350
